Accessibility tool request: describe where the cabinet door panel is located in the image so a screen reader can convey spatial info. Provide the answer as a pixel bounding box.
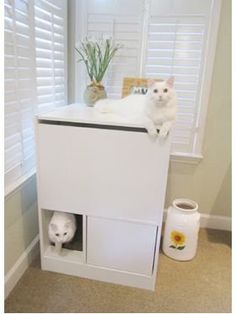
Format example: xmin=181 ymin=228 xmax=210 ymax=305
xmin=87 ymin=217 xmax=157 ymax=276
xmin=37 ymin=123 xmax=171 ymax=222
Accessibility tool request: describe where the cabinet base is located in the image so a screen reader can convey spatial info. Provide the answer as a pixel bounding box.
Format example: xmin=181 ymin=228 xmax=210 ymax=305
xmin=41 ymin=255 xmax=156 ymax=291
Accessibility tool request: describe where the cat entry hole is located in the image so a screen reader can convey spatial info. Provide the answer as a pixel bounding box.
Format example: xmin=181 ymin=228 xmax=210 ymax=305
xmin=63 ymin=214 xmax=83 ymax=251
xmin=46 ymin=210 xmax=83 ymax=252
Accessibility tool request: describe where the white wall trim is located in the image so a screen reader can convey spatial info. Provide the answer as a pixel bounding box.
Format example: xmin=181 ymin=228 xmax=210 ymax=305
xmin=194 ymin=0 xmax=222 ymax=155
xmin=5 ymin=235 xmax=40 ymax=300
xmin=199 ymin=213 xmax=231 ymax=231
xmin=163 ymin=209 xmax=231 ymax=231
xmin=170 ymin=152 xmax=203 ymax=165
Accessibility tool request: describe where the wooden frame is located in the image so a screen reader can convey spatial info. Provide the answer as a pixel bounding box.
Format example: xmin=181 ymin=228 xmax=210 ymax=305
xmin=122 ymin=77 xmax=148 ymax=97
xmin=122 ymin=77 xmax=163 ymax=97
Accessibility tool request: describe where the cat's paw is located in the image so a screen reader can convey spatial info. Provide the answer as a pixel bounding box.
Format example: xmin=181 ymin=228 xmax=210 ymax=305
xmin=147 ymin=128 xmax=158 ymax=137
xmin=159 ymin=128 xmax=169 ymax=138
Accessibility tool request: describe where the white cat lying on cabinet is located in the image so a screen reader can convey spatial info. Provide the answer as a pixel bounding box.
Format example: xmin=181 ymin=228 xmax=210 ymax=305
xmin=95 ymin=77 xmax=178 ymax=138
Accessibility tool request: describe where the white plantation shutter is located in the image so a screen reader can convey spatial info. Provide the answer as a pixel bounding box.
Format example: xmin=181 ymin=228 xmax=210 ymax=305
xmin=4 ymin=0 xmax=67 ymax=193
xmin=76 ymin=0 xmax=220 ymax=157
xmin=144 ymin=16 xmax=206 ymax=153
xmin=4 ymin=0 xmax=36 ymax=189
xmin=35 ymin=0 xmax=67 ymax=113
xmin=143 ymin=0 xmax=219 ymax=155
xmin=87 ymin=14 xmax=143 ymax=99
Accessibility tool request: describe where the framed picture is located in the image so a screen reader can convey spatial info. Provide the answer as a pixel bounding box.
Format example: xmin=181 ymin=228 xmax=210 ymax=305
xmin=122 ymin=77 xmax=163 ymax=97
xmin=122 ymin=77 xmax=148 ymax=97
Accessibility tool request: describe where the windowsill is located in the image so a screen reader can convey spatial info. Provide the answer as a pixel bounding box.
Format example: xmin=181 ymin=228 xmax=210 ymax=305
xmin=4 ymin=169 xmax=36 ymax=200
xmin=170 ymin=152 xmax=203 ymax=164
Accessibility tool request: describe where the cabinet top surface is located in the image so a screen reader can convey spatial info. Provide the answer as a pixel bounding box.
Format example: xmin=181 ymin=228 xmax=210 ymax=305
xmin=37 ymin=103 xmax=146 ymax=129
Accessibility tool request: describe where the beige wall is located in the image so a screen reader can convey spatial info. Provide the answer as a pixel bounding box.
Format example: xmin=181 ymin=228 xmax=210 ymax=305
xmin=165 ymin=0 xmax=231 ymax=217
xmin=4 ymin=175 xmax=38 ymax=274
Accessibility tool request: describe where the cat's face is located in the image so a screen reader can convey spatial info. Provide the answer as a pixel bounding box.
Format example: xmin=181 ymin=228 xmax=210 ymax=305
xmin=147 ymin=77 xmax=175 ymax=106
xmin=48 ymin=221 xmax=75 ymax=244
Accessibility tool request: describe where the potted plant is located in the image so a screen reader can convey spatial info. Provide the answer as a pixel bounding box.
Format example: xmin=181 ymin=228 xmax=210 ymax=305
xmin=75 ymin=38 xmax=121 ymax=106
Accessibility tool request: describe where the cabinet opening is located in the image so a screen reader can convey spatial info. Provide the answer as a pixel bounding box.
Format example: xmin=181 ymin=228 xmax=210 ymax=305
xmin=41 ymin=209 xmax=84 ymax=254
xmin=63 ymin=214 xmax=83 ymax=251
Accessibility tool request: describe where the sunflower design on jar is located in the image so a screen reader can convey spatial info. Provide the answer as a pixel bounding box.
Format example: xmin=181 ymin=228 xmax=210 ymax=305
xmin=169 ymin=230 xmax=186 ymax=250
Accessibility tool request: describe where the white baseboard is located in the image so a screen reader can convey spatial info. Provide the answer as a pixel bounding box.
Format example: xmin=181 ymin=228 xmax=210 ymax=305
xmin=163 ymin=210 xmax=231 ymax=231
xmin=199 ymin=213 xmax=231 ymax=231
xmin=5 ymin=235 xmax=40 ymax=299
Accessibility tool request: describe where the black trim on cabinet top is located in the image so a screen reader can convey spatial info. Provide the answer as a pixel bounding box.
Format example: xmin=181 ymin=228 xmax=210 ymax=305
xmin=38 ymin=119 xmax=160 ymax=133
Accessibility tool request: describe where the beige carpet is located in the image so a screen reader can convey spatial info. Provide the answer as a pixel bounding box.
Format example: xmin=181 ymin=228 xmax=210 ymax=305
xmin=5 ymin=229 xmax=231 ymax=313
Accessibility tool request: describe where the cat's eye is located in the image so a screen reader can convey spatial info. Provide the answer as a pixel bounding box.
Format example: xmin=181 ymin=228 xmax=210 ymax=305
xmin=55 ymin=233 xmax=59 ymax=237
xmin=153 ymin=89 xmax=158 ymax=93
xmin=63 ymin=232 xmax=67 ymax=236
xmin=163 ymin=88 xmax=168 ymax=93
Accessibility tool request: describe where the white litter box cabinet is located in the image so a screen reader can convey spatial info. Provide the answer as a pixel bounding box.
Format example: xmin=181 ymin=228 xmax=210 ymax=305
xmin=35 ymin=104 xmax=172 ymax=290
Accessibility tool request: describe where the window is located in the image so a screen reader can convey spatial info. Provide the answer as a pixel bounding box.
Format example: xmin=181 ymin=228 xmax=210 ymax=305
xmin=4 ymin=0 xmax=67 ymax=194
xmin=74 ymin=0 xmax=221 ymax=158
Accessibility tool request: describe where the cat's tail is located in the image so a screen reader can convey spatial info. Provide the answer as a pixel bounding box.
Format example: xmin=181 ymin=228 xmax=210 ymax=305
xmin=94 ymin=98 xmax=116 ymax=113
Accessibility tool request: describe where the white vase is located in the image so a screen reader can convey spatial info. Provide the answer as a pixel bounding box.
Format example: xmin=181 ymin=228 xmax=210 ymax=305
xmin=163 ymin=198 xmax=200 ymax=261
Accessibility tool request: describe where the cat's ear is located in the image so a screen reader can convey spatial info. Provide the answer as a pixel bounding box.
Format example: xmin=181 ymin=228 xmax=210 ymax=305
xmin=147 ymin=79 xmax=156 ymax=87
xmin=166 ymin=76 xmax=175 ymax=88
xmin=50 ymin=223 xmax=57 ymax=232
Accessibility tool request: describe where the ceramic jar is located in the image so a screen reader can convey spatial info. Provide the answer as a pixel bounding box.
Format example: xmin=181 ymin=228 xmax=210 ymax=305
xmin=163 ymin=198 xmax=200 ymax=261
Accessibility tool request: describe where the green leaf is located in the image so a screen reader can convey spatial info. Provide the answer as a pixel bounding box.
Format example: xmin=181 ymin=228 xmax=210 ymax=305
xmin=75 ymin=38 xmax=121 ymax=83
xmin=169 ymin=245 xmax=176 ymax=249
xmin=177 ymin=246 xmax=185 ymax=250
